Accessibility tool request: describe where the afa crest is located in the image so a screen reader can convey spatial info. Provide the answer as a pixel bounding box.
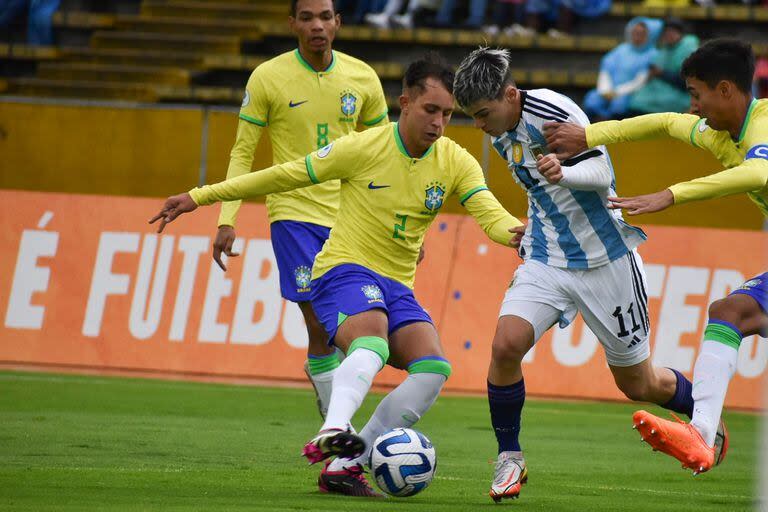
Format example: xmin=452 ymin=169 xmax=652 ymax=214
xmin=295 ymin=266 xmax=312 ymax=291
xmin=361 ymin=284 xmax=383 ymax=302
xmin=424 ymin=181 xmax=446 ymax=213
xmin=340 ymin=90 xmax=357 ymax=117
xmin=511 ymin=142 xmax=524 ymax=164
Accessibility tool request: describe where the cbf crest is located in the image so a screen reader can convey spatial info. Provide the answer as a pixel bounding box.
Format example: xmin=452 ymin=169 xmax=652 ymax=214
xmin=361 ymin=284 xmax=384 ymax=303
xmin=295 ymin=265 xmax=312 ymax=292
xmin=340 ymin=90 xmax=357 ymax=117
xmin=424 ymin=181 xmax=446 ymax=213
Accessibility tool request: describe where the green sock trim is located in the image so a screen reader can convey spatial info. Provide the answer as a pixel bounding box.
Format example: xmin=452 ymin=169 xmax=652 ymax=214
xmin=307 ymin=353 xmax=340 ymax=375
xmin=704 ymin=323 xmax=742 ymax=350
xmin=348 ymin=336 xmax=389 ymax=366
xmin=408 ymin=359 xmax=452 ymax=378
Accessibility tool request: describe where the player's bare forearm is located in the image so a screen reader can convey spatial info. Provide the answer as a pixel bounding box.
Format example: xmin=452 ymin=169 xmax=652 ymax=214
xmin=607 ymin=189 xmax=674 ymax=215
xmin=149 ymin=192 xmax=198 ymax=233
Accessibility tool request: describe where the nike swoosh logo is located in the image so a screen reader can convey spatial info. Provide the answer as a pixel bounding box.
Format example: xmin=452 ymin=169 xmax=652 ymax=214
xmin=289 ymin=100 xmax=308 ymax=108
xmin=368 ymin=181 xmax=390 ymax=189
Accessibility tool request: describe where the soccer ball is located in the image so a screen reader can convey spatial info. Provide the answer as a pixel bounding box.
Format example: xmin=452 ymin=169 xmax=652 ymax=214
xmin=370 ymin=428 xmax=437 ymax=497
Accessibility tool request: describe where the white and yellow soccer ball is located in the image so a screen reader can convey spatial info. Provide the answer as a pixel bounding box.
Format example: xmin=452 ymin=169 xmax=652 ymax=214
xmin=370 ymin=428 xmax=437 ymax=497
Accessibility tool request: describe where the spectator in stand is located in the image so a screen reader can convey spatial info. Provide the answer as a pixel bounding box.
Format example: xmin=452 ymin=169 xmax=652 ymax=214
xmin=512 ymin=0 xmax=611 ymax=38
xmin=754 ymin=56 xmax=768 ymax=99
xmin=336 ymin=0 xmax=388 ymax=25
xmin=434 ymin=0 xmax=488 ymax=29
xmin=480 ymin=0 xmax=527 ymax=37
xmin=364 ymin=0 xmax=439 ymax=28
xmin=629 ymin=17 xmax=699 ymax=114
xmin=583 ymin=17 xmax=662 ymax=121
xmin=0 ymin=0 xmax=60 ymax=45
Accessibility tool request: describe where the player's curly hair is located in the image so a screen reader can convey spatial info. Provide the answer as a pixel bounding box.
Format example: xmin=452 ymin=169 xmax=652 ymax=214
xmin=454 ymin=47 xmax=516 ymax=109
xmin=681 ymin=39 xmax=754 ymax=93
xmin=403 ymin=52 xmax=455 ymax=96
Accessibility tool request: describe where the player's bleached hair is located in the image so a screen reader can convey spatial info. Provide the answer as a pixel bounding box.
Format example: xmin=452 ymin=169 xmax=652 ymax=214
xmin=454 ymin=47 xmax=516 ymax=110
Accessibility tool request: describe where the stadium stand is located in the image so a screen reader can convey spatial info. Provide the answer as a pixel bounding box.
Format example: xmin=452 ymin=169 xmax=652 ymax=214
xmin=1 ymin=0 xmax=766 ymax=110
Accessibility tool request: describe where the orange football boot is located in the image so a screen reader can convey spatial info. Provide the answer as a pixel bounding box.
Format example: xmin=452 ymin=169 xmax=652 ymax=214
xmin=632 ymin=410 xmax=715 ymax=475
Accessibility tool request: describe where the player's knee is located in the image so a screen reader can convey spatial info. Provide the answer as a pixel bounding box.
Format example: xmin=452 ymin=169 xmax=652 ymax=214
xmin=707 ymin=296 xmax=755 ymax=332
xmin=491 ymin=334 xmax=528 ymax=365
xmin=708 ymin=297 xmax=738 ymax=323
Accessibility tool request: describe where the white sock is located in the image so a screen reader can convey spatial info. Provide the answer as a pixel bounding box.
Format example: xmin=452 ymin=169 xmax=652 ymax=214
xmin=309 ymin=369 xmax=335 ymax=419
xmin=690 ymin=340 xmax=738 ymax=446
xmin=320 ymin=348 xmax=383 ymax=432
xmin=329 ymin=372 xmax=446 ymax=471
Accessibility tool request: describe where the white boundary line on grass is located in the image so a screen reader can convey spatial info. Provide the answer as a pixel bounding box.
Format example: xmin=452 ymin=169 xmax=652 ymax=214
xmin=433 ymin=476 xmax=752 ymax=501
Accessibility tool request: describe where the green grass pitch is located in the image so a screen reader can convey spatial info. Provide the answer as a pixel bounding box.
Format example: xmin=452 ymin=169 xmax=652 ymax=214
xmin=0 ymin=370 xmax=758 ymax=511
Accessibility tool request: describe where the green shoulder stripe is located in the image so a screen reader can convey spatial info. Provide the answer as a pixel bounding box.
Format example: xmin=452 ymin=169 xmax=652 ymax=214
xmin=460 ymin=186 xmax=489 ymax=206
xmin=362 ymin=111 xmax=388 ymax=126
xmin=689 ymin=119 xmax=705 ymax=148
xmin=239 ymin=113 xmax=267 ymax=127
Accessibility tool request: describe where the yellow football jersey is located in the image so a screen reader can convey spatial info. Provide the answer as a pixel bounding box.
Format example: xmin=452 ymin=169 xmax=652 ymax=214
xmin=586 ymin=98 xmax=768 ymax=216
xmin=218 ymin=49 xmax=389 ymax=228
xmin=192 ymin=123 xmax=523 ymax=288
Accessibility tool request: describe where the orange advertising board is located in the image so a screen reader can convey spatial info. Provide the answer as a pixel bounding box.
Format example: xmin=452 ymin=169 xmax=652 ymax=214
xmin=1 ymin=191 xmax=765 ymax=409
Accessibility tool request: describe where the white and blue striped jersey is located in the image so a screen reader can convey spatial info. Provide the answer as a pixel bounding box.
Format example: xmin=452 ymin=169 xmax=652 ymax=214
xmin=492 ymin=89 xmax=646 ymax=269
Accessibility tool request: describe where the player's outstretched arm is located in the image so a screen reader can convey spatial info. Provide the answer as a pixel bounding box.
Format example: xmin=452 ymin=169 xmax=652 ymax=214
xmin=191 ymin=156 xmax=318 ymax=206
xmin=455 ymin=154 xmax=523 ymax=247
xmin=544 ymin=113 xmax=700 ymax=160
xmin=149 ymin=157 xmax=317 ymax=234
xmin=609 ymin=158 xmax=768 ymax=214
xmin=667 ymin=159 xmax=768 ymax=204
xmin=149 ymin=193 xmax=198 ymax=233
xmin=463 ymin=190 xmax=524 ymax=248
xmin=608 ymin=189 xmax=674 ymax=215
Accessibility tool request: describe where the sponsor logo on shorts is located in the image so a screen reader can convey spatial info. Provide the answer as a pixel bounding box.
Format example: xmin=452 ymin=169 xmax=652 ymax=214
xmin=295 ymin=266 xmax=312 ymax=293
xmin=361 ymin=284 xmax=384 ymax=303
